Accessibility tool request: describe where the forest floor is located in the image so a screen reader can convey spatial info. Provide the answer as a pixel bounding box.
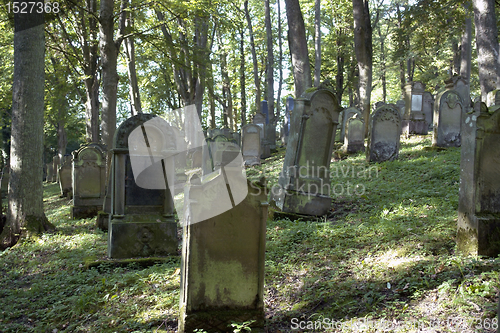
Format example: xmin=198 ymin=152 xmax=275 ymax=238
xmin=1 ymin=135 xmax=499 ymax=332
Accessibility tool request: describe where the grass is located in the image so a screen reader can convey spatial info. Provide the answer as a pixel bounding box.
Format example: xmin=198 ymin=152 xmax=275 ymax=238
xmin=1 ymin=134 xmax=499 ymax=332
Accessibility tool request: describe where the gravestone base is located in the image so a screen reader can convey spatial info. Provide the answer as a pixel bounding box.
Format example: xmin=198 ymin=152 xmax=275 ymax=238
xmin=96 ymin=211 xmax=109 ymax=230
xmin=108 ymin=216 xmax=178 ymax=258
xmin=71 ymin=205 xmax=101 ymax=220
xmin=344 ymin=142 xmax=365 ymax=154
xmin=409 ymin=119 xmax=428 ymax=135
xmin=457 ymin=213 xmax=500 ymax=257
xmin=179 ymin=309 xmax=264 ymax=333
xmin=272 ymin=187 xmax=332 ymax=216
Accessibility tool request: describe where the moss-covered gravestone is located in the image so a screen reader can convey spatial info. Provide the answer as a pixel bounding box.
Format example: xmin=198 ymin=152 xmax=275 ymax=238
xmin=178 ymin=178 xmax=267 ymax=333
xmin=108 ymin=114 xmax=178 ymax=259
xmin=432 ymin=89 xmax=463 ymax=147
xmin=366 ymin=104 xmax=401 ymax=162
xmin=271 ymin=87 xmax=341 ymax=216
xmin=457 ymin=102 xmax=500 ymax=256
xmin=71 ymin=143 xmax=107 ymax=219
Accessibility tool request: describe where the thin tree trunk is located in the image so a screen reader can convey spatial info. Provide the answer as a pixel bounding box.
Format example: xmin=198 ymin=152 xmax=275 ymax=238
xmin=285 ymin=0 xmax=312 ymax=98
xmin=472 ymin=0 xmax=500 ymax=101
xmin=378 ymin=26 xmax=387 ymax=103
xmin=352 ymin=0 xmax=373 ymax=137
xmin=336 ymin=29 xmax=345 ymax=103
xmin=1 ymin=11 xmax=54 ymax=249
xmin=244 ymin=0 xmax=261 ymax=114
xmin=265 ymin=0 xmax=275 ymax=149
xmin=314 ymin=0 xmax=321 ymax=87
xmin=277 ymin=0 xmax=283 ymax=126
xmin=124 ymin=15 xmax=142 ymax=115
xmin=240 ymin=28 xmax=247 ymax=127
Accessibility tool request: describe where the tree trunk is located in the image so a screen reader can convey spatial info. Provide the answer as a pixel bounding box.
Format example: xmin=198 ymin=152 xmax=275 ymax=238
xmin=460 ymin=4 xmax=472 ymax=109
xmin=285 ymin=0 xmax=312 ymax=98
xmin=396 ymin=3 xmax=406 ymax=96
xmin=336 ymin=29 xmax=345 ymax=103
xmin=240 ymin=29 xmax=247 ymax=128
xmin=472 ymin=0 xmax=500 ymax=101
xmin=277 ymin=0 xmax=283 ymax=127
xmin=124 ymin=16 xmax=142 ymax=115
xmin=352 ymin=0 xmax=373 ymax=137
xmin=1 ymin=12 xmax=54 ymax=249
xmin=265 ymin=0 xmax=275 ymax=149
xmin=314 ymin=0 xmax=321 ymax=87
xmin=244 ymin=0 xmax=261 ymax=115
xmin=84 ymin=0 xmax=99 ymax=142
xmin=378 ymin=26 xmax=387 ymax=103
xmin=452 ymin=40 xmax=460 ymax=75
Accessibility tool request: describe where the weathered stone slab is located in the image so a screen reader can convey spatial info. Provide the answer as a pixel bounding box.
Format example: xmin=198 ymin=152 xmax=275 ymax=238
xmin=403 ymin=81 xmax=428 ymax=135
xmin=457 ymin=102 xmax=500 ymax=257
xmin=343 ymin=114 xmax=365 ymax=153
xmin=271 ymin=86 xmax=341 ymax=216
xmin=58 ymin=154 xmax=73 ymax=198
xmin=340 ymin=107 xmax=362 ymax=143
xmin=432 ymin=89 xmax=463 ymax=147
xmin=178 ymin=179 xmax=267 ymax=333
xmin=366 ymin=105 xmax=401 ymax=162
xmin=53 ymin=155 xmax=60 ymax=183
xmin=71 ymin=143 xmax=107 ymax=219
xmin=242 ymin=124 xmax=261 ymax=166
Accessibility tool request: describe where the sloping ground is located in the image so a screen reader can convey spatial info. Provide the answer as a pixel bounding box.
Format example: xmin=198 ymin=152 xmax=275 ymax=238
xmin=0 ymin=135 xmax=498 ymax=333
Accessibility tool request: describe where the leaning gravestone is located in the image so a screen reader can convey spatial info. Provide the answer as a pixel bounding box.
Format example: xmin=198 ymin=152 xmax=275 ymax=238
xmin=241 ymin=124 xmax=261 ymax=166
xmin=340 ymin=107 xmax=362 ymax=143
xmin=108 ymin=114 xmax=177 ymax=259
xmin=178 ymin=178 xmax=267 ymax=333
xmin=343 ymin=114 xmax=365 ymax=153
xmin=432 ymin=89 xmax=463 ymax=147
xmin=71 ymin=143 xmax=107 ymax=219
xmin=271 ymin=86 xmax=341 ymax=216
xmin=58 ymin=154 xmax=73 ymax=198
xmin=366 ymin=104 xmax=401 ymax=162
xmin=457 ymin=102 xmax=500 ymax=257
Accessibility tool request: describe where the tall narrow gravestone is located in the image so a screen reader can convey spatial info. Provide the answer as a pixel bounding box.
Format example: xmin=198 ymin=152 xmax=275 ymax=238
xmin=457 ymin=102 xmax=500 ymax=257
xmin=270 ymin=87 xmax=341 ymax=216
xmin=46 ymin=162 xmax=53 ymax=183
xmin=432 ymin=89 xmax=463 ymax=147
xmin=403 ymin=81 xmax=428 ymax=135
xmin=58 ymin=154 xmax=73 ymax=198
xmin=366 ymin=105 xmax=401 ymax=162
xmin=178 ymin=178 xmax=267 ymax=333
xmin=343 ymin=114 xmax=365 ymax=153
xmin=71 ymin=143 xmax=107 ymax=219
xmin=108 ymin=114 xmax=178 ymax=259
xmin=423 ymin=92 xmax=434 ymax=130
xmin=53 ymin=155 xmax=61 ymax=183
xmin=252 ymin=113 xmax=270 ymax=158
xmin=242 ymin=124 xmax=262 ymax=166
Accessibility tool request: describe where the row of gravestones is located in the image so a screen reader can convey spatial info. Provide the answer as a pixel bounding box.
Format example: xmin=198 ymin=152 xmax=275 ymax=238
xmin=65 ymin=88 xmax=500 ymax=332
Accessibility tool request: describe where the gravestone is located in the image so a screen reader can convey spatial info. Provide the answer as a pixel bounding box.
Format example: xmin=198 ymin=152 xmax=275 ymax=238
xmin=445 ymin=76 xmax=470 ymax=111
xmin=108 ymin=114 xmax=177 ymax=259
xmin=283 ymin=97 xmax=294 ymax=145
xmin=71 ymin=143 xmax=107 ymax=219
xmin=58 ymin=154 xmax=73 ymax=198
xmin=201 ymin=137 xmax=214 ymax=176
xmin=432 ymin=89 xmax=463 ymax=147
xmin=178 ymin=178 xmax=267 ymax=333
xmin=53 ymin=155 xmax=61 ymax=183
xmin=252 ymin=113 xmax=270 ymax=158
xmin=210 ymin=136 xmax=240 ymax=172
xmin=340 ymin=107 xmax=362 ymax=143
xmin=366 ymin=104 xmax=401 ymax=162
xmin=191 ymin=149 xmax=202 ymax=169
xmin=271 ymin=87 xmax=341 ymax=216
xmin=423 ymin=92 xmax=434 ymax=130
xmin=403 ymin=81 xmax=428 ymax=135
xmin=457 ymin=102 xmax=500 ymax=257
xmin=231 ymin=132 xmax=241 ymax=146
xmin=46 ymin=159 xmax=54 ymax=183
xmin=487 ymin=89 xmax=500 ymax=109
xmin=261 ymin=100 xmax=269 ymax=124
xmin=221 ymin=127 xmax=231 ymax=139
xmin=242 ymin=124 xmax=261 ymax=166
xmin=396 ymin=99 xmax=405 ymax=119
xmin=343 ymin=114 xmax=365 ymax=153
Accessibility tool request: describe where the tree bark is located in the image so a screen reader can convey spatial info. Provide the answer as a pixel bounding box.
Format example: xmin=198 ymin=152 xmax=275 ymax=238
xmin=124 ymin=15 xmax=142 ymax=115
xmin=1 ymin=11 xmax=54 ymax=249
xmin=277 ymin=0 xmax=283 ymax=127
xmin=244 ymin=0 xmax=261 ymax=114
xmin=352 ymin=0 xmax=373 ymax=136
xmin=265 ymin=0 xmax=275 ymax=148
xmin=285 ymin=0 xmax=312 ymax=98
xmin=314 ymin=0 xmax=321 ymax=87
xmin=240 ymin=29 xmax=247 ymax=127
xmin=472 ymin=0 xmax=500 ymax=101
xmin=84 ymin=0 xmax=99 ymax=142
